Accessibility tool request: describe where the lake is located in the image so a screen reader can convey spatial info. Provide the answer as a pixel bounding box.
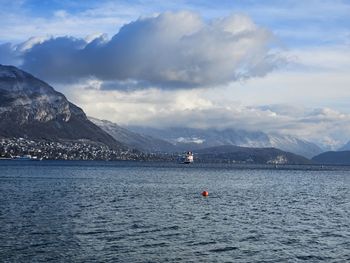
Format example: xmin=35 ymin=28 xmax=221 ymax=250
xmin=0 ymin=161 xmax=349 ymax=262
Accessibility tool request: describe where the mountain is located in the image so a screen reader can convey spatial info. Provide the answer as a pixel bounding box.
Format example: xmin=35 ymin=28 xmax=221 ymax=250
xmin=312 ymin=151 xmax=350 ymax=165
xmin=126 ymin=126 xmax=322 ymax=158
xmin=0 ymin=64 xmax=123 ymax=149
xmin=92 ymin=119 xmax=319 ymax=157
xmin=195 ymin=145 xmax=311 ymax=164
xmin=338 ymin=141 xmax=350 ymax=151
xmin=89 ymin=117 xmax=176 ymax=152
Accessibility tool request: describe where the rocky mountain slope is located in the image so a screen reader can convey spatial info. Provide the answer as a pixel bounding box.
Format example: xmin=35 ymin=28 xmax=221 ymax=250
xmin=89 ymin=117 xmax=176 ymax=152
xmin=0 ymin=65 xmax=123 ymax=149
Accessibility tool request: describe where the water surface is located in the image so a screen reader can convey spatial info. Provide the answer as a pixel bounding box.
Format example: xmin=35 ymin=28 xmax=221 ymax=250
xmin=0 ymin=161 xmax=349 ymax=262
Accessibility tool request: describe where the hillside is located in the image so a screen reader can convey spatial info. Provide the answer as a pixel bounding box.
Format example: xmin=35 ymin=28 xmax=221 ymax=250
xmin=0 ymin=64 xmax=124 ymax=149
xmin=312 ymin=151 xmax=350 ymax=165
xmin=195 ymin=145 xmax=312 ymax=164
xmin=89 ymin=117 xmax=176 ymax=152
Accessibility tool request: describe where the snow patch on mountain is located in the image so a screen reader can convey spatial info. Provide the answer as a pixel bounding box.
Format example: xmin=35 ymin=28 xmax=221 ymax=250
xmin=175 ymin=137 xmax=205 ymax=144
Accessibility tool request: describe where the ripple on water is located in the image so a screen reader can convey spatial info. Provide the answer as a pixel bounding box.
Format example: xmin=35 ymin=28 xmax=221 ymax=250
xmin=209 ymin=246 xmax=239 ymax=253
xmin=0 ymin=161 xmax=349 ymax=262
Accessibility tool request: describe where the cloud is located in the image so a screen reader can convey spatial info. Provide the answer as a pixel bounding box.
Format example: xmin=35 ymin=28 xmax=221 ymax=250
xmin=0 ymin=36 xmax=49 ymax=66
xmin=0 ymin=43 xmax=19 ymax=65
xmin=1 ymin=5 xmax=349 ymax=149
xmin=59 ymin=78 xmax=350 ymax=150
xmin=9 ymin=11 xmax=281 ymax=88
xmin=29 ymin=41 xmax=350 ymax=150
xmin=0 ymin=0 xmax=130 ymax=43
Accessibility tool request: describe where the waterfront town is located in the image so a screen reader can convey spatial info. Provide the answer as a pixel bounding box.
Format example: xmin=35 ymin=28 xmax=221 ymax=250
xmin=0 ymin=137 xmax=162 ymax=161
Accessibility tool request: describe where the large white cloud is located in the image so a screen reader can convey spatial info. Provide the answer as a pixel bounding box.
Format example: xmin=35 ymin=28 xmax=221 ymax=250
xmin=3 ymin=11 xmax=282 ymax=88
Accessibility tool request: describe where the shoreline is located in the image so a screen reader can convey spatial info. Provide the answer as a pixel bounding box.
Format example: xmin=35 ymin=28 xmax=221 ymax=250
xmin=1 ymin=159 xmax=349 ymax=171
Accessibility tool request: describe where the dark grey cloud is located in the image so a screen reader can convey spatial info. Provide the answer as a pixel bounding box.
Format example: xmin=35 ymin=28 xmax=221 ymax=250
xmin=0 ymin=42 xmax=20 ymax=65
xmin=21 ymin=36 xmax=87 ymax=81
xmin=2 ymin=11 xmax=282 ymax=88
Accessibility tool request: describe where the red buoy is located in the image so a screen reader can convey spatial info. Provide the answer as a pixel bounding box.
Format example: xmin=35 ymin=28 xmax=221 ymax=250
xmin=202 ymin=191 xmax=209 ymax=197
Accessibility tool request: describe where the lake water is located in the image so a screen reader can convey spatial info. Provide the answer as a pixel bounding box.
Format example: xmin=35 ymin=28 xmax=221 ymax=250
xmin=0 ymin=161 xmax=349 ymax=262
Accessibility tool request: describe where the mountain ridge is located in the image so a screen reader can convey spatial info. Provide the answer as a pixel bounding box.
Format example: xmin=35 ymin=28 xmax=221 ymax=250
xmin=0 ymin=64 xmax=124 ymax=149
xmin=338 ymin=141 xmax=350 ymax=151
xmin=89 ymin=116 xmax=322 ymax=158
xmin=124 ymin=125 xmax=322 ymax=158
xmin=89 ymin=117 xmax=176 ymax=152
xmin=312 ymin=150 xmax=350 ymax=165
xmin=195 ymin=145 xmax=312 ymax=164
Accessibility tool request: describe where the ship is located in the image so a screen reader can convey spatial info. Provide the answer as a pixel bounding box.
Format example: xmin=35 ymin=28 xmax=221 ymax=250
xmin=13 ymin=155 xmax=42 ymax=161
xmin=14 ymin=154 xmax=33 ymax=160
xmin=180 ymin=151 xmax=194 ymax=164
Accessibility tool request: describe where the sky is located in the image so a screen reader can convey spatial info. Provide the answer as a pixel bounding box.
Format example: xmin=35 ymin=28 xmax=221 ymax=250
xmin=0 ymin=0 xmax=350 ymax=149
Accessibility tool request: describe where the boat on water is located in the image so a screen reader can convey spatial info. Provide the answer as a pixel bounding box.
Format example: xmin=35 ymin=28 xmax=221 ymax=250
xmin=14 ymin=155 xmax=33 ymax=160
xmin=13 ymin=155 xmax=42 ymax=161
xmin=180 ymin=151 xmax=194 ymax=164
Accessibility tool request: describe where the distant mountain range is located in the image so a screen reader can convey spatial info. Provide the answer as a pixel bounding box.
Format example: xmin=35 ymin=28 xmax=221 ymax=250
xmin=90 ymin=118 xmax=323 ymax=158
xmin=89 ymin=117 xmax=176 ymax=153
xmin=0 ymin=64 xmax=124 ymax=149
xmin=338 ymin=141 xmax=350 ymax=151
xmin=195 ymin=145 xmax=311 ymax=164
xmin=88 ymin=118 xmax=316 ymax=164
xmin=119 ymin=126 xmax=322 ymax=158
xmin=312 ymin=151 xmax=350 ymax=165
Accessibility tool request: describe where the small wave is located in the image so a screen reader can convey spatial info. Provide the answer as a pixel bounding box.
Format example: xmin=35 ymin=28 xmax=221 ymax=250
xmin=159 ymin=232 xmax=181 ymax=238
xmin=239 ymin=235 xmax=262 ymax=242
xmin=74 ymin=230 xmax=108 ymax=235
xmin=209 ymin=246 xmax=238 ymax=252
xmin=140 ymin=242 xmax=168 ymax=248
xmin=296 ymin=255 xmax=330 ymax=261
xmin=191 ymin=240 xmax=217 ymax=246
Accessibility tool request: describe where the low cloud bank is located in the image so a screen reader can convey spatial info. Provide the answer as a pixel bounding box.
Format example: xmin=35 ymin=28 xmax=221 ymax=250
xmin=62 ymin=82 xmax=350 ymax=150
